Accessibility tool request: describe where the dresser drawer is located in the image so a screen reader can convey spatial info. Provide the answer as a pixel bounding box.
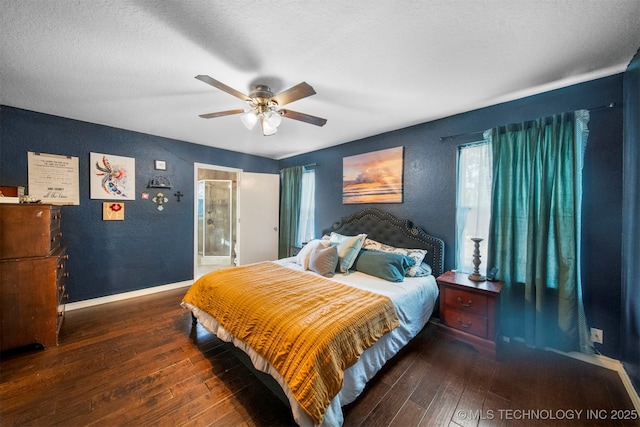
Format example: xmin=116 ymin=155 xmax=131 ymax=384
xmin=57 ymin=281 xmax=67 ymax=306
xmin=443 ymin=310 xmax=488 ymax=338
xmin=0 ymin=205 xmax=62 ymax=259
xmin=50 ymin=207 xmax=62 ymax=230
xmin=55 ymin=248 xmax=68 ymax=337
xmin=50 ymin=227 xmax=63 ymax=251
xmin=56 ymin=249 xmax=69 ymax=306
xmin=444 ymin=288 xmax=488 ymax=316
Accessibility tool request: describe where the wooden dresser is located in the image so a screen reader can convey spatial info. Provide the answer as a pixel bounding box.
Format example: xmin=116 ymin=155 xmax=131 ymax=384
xmin=0 ymin=204 xmax=69 ymax=351
xmin=436 ymin=270 xmax=503 ymax=359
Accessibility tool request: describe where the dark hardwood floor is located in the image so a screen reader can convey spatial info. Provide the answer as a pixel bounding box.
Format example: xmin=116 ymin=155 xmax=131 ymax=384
xmin=1 ymin=287 xmax=637 ymax=426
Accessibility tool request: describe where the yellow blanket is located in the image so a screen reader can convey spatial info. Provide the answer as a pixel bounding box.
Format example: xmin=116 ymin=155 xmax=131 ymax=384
xmin=182 ymin=261 xmax=399 ymax=424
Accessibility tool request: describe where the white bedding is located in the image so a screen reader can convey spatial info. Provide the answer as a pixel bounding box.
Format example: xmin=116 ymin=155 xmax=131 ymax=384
xmin=184 ymin=257 xmax=439 ymax=426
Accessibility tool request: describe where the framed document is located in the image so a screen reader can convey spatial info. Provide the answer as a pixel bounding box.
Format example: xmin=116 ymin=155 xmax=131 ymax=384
xmin=28 ymin=152 xmax=80 ymax=205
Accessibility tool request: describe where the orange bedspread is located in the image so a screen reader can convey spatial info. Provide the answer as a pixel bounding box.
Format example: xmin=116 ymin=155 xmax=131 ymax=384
xmin=182 ymin=261 xmax=399 ymax=424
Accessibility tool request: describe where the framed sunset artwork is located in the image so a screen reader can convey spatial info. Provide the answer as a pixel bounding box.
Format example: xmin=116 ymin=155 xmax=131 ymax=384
xmin=343 ymin=146 xmax=404 ymax=204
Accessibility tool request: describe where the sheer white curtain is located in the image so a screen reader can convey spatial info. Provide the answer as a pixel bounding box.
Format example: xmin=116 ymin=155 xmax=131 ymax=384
xmin=297 ymin=168 xmax=315 ymax=245
xmin=455 ymin=140 xmax=492 ymax=274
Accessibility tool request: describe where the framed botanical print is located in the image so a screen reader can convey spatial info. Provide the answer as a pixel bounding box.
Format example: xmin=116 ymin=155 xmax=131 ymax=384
xmin=90 ymin=152 xmax=135 ymax=200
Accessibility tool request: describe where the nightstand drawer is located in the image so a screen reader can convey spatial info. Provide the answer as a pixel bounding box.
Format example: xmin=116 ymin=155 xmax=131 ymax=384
xmin=444 ymin=288 xmax=488 ymax=316
xmin=443 ymin=310 xmax=488 ymax=338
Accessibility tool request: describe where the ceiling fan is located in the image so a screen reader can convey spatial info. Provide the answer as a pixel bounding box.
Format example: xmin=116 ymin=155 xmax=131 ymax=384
xmin=195 ymin=75 xmax=327 ymax=136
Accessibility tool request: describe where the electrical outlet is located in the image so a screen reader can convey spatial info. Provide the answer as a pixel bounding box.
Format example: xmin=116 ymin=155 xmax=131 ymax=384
xmin=591 ymin=327 xmax=603 ymax=344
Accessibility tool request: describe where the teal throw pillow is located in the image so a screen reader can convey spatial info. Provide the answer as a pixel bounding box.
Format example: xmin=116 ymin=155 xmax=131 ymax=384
xmin=353 ymin=249 xmax=416 ymax=282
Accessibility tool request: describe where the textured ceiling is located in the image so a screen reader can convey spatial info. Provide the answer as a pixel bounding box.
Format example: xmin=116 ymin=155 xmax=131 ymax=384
xmin=1 ymin=1 xmax=639 ymax=159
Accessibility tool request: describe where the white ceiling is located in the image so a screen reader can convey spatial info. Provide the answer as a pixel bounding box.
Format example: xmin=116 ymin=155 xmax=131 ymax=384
xmin=2 ymin=1 xmax=639 ymax=160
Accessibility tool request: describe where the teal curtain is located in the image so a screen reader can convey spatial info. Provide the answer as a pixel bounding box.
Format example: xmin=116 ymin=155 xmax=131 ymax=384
xmin=487 ymin=111 xmax=591 ymax=353
xmin=278 ymin=166 xmax=303 ymax=258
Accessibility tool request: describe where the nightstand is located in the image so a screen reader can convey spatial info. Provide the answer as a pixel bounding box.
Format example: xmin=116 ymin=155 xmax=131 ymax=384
xmin=436 ymin=270 xmax=503 ymax=359
xmin=290 ymin=245 xmax=302 ymax=257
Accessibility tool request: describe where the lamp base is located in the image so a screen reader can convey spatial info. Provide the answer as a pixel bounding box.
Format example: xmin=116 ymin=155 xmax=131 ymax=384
xmin=468 ymin=272 xmax=486 ymax=282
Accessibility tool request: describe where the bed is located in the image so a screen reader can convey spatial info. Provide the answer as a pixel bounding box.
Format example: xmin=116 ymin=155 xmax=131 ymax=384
xmin=181 ymin=208 xmax=444 ymax=426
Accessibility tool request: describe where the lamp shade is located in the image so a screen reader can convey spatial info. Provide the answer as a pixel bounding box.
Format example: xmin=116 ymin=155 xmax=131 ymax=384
xmin=240 ymin=111 xmax=258 ymax=130
xmin=260 ymin=115 xmax=278 ymax=136
xmin=265 ymin=110 xmax=282 ymax=128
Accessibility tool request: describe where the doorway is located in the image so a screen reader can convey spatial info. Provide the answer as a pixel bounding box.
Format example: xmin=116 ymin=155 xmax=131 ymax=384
xmin=194 ymin=163 xmax=239 ymax=278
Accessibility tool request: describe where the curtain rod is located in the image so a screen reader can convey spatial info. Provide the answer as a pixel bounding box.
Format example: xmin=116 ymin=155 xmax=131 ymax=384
xmin=439 ymin=102 xmax=617 ymax=142
xmin=279 ymin=163 xmax=317 ymax=172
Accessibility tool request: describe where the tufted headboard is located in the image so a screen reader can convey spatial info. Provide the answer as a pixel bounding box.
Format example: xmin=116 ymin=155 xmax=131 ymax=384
xmin=321 ymin=208 xmax=445 ymax=277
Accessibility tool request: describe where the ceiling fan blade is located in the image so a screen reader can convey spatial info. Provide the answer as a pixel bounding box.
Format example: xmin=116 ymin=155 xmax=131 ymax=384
xmin=271 ymin=82 xmax=316 ymax=106
xmin=280 ymin=109 xmax=327 ymax=127
xmin=195 ymin=75 xmax=250 ymax=102
xmin=199 ymin=108 xmax=245 ymax=119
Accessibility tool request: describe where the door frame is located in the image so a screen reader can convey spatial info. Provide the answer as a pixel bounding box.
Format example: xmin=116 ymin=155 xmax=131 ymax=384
xmin=193 ymin=163 xmax=242 ymax=279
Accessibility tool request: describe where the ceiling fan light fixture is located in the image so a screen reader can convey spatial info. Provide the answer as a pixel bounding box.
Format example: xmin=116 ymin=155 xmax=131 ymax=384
xmin=240 ymin=110 xmax=258 ymax=130
xmin=260 ymin=115 xmax=278 ymax=136
xmin=196 ymin=75 xmax=326 ymax=135
xmin=265 ymin=110 xmax=282 ymax=128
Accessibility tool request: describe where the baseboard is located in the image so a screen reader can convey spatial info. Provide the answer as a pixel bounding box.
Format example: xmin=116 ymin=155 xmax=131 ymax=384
xmin=558 ymin=350 xmax=640 ymax=413
xmin=65 ymin=280 xmax=193 ymax=311
xmin=501 ymin=336 xmax=640 ymax=412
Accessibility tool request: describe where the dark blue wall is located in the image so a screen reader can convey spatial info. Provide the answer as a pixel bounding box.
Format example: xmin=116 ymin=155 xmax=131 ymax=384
xmin=0 ymin=107 xmax=277 ymax=302
xmin=622 ymin=48 xmax=640 ymax=393
xmin=281 ymin=75 xmax=625 ymax=360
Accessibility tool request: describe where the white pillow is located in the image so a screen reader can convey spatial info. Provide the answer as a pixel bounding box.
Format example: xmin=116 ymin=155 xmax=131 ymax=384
xmin=329 ymin=232 xmax=367 ymax=273
xmin=295 ymin=239 xmax=328 ymax=270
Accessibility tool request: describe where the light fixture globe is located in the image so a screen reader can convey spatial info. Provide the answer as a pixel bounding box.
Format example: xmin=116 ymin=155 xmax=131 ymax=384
xmin=240 ymin=110 xmax=258 ymax=130
xmin=260 ymin=115 xmax=278 ymax=136
xmin=265 ymin=110 xmax=282 ymax=128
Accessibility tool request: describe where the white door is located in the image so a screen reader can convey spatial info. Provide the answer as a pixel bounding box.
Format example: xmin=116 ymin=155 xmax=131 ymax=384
xmin=237 ymin=172 xmax=279 ymax=265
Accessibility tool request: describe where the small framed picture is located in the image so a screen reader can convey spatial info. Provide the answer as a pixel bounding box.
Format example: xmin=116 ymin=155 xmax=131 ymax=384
xmin=154 ymin=160 xmax=166 ymax=170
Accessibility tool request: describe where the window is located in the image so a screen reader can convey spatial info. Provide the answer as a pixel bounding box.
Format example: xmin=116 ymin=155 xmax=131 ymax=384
xmin=456 ymin=141 xmax=492 ymax=275
xmin=297 ymin=168 xmax=315 ymax=245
